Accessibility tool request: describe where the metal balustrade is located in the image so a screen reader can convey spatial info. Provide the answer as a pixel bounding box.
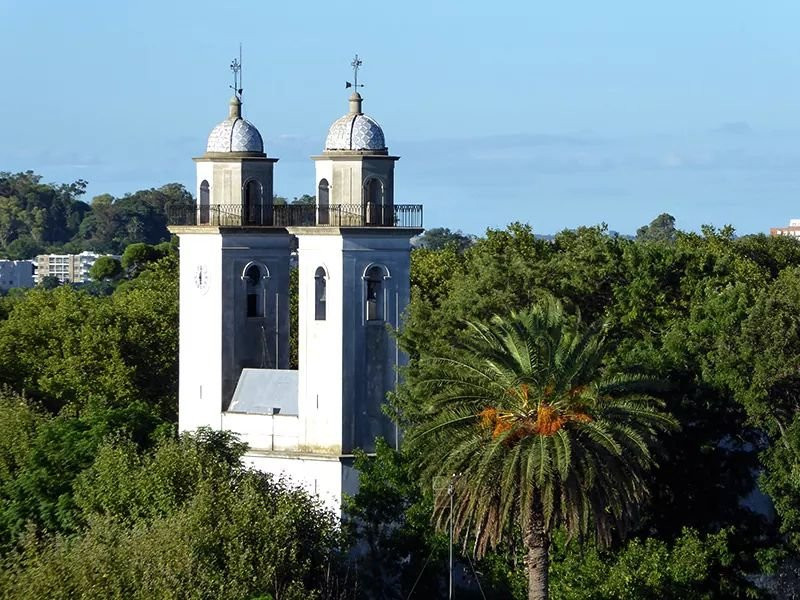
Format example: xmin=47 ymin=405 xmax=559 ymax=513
xmin=167 ymin=203 xmax=423 ymax=228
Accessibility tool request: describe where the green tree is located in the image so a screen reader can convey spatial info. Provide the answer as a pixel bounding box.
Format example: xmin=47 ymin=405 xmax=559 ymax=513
xmin=77 ymin=184 xmax=192 ymax=254
xmin=400 ymin=224 xmax=771 ymax=549
xmin=548 ymin=527 xmax=761 ymax=599
xmin=0 ymin=171 xmax=89 ymax=256
xmin=1 ymin=430 xmax=344 ymax=599
xmin=37 ymin=275 xmax=60 ymax=290
xmin=89 ymin=256 xmax=122 ymax=281
xmin=5 ymin=236 xmax=43 ymax=260
xmin=291 ymin=194 xmax=316 ymax=205
xmin=120 ymin=242 xmax=166 ymax=276
xmin=345 ymin=438 xmax=448 ymax=599
xmin=410 ymin=245 xmax=465 ymax=306
xmin=0 ymin=253 xmax=179 ymax=550
xmin=398 ymin=299 xmax=677 ymax=600
xmin=636 ymin=213 xmax=677 ymax=243
xmin=414 ymin=227 xmax=476 ymax=252
xmin=0 ymin=252 xmax=178 ymax=419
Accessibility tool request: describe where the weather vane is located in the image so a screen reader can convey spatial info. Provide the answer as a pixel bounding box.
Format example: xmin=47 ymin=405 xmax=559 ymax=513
xmin=230 ymin=43 xmax=243 ymax=99
xmin=345 ymin=53 xmax=364 ymax=91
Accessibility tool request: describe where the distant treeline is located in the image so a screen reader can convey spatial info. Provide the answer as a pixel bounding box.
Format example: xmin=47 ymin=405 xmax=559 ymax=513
xmin=0 ymin=171 xmax=195 ymax=258
xmin=0 ymin=172 xmax=324 ymax=260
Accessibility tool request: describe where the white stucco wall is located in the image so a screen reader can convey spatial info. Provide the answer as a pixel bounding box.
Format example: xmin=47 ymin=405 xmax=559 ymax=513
xmin=314 ymin=158 xmax=363 ymax=206
xmin=243 ymin=452 xmax=345 ymax=514
xmin=296 ymin=233 xmax=345 ymax=453
xmin=178 ymin=233 xmax=224 ymax=433
xmin=195 ymin=159 xmax=276 ymax=212
xmin=221 ymin=412 xmax=300 ymax=452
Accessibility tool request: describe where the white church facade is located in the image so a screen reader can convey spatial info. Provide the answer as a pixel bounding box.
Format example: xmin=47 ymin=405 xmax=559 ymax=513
xmin=168 ymin=80 xmax=422 ymax=511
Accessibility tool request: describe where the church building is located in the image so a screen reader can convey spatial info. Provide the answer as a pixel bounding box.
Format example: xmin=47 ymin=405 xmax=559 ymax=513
xmin=168 ymin=61 xmax=422 ymax=510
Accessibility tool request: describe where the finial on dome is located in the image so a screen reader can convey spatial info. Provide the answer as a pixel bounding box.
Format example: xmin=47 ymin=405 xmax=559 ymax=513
xmin=349 ymin=91 xmax=363 ymax=115
xmin=229 ymin=95 xmax=242 ymax=119
xmin=224 ymin=45 xmax=244 ymax=119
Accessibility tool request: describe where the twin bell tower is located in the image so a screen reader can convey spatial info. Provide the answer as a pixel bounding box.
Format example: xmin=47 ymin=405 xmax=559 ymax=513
xmin=168 ymin=56 xmax=422 ymax=510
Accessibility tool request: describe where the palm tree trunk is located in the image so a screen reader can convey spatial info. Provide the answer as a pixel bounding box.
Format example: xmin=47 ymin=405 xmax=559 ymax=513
xmin=523 ymin=508 xmax=549 ymax=600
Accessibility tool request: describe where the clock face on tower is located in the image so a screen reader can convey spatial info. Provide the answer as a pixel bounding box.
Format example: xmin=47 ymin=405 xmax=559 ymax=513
xmin=194 ymin=264 xmax=209 ymax=294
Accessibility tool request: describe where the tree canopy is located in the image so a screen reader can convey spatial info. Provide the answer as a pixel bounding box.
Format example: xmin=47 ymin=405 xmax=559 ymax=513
xmin=89 ymin=256 xmax=122 ymax=281
xmin=399 ymin=300 xmax=678 ymax=599
xmin=635 ymin=213 xmax=678 ymax=243
xmin=413 ymin=227 xmax=476 ymax=252
xmin=0 ymin=172 xmax=193 ymax=258
xmin=383 ymin=221 xmax=800 ymax=598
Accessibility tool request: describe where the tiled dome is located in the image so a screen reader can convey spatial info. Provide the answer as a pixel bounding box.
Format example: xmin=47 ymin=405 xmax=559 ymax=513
xmin=206 ymin=96 xmax=264 ymax=154
xmin=325 ymin=113 xmax=386 ymax=152
xmin=324 ymin=93 xmax=386 ymax=153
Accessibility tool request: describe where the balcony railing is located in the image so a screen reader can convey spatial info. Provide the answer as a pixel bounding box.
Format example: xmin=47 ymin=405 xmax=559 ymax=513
xmin=167 ymin=203 xmax=423 ymax=229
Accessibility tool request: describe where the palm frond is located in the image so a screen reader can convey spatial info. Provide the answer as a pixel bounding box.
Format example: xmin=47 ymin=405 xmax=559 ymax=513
xmin=402 ymin=298 xmax=677 ymax=558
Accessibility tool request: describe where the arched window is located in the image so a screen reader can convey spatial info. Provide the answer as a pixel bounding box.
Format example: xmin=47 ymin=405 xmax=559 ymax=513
xmin=199 ymin=180 xmax=210 ymax=224
xmin=244 ymin=264 xmax=264 ymax=318
xmin=364 ymin=178 xmax=383 ymax=225
xmin=364 ymin=265 xmax=385 ymax=321
xmin=318 ymin=178 xmax=329 ymax=225
xmin=314 ymin=267 xmax=327 ymax=320
xmin=244 ymin=180 xmax=262 ymax=225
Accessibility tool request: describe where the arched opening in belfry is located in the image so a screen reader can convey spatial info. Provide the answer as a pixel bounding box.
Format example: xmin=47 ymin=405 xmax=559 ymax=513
xmin=364 ymin=178 xmax=383 ymax=225
xmin=244 ymin=264 xmax=264 ymax=318
xmin=364 ymin=264 xmax=386 ymax=321
xmin=318 ymin=179 xmax=329 ymax=225
xmin=199 ymin=180 xmax=210 ymax=224
xmin=314 ymin=266 xmax=327 ymax=320
xmin=243 ymin=180 xmax=262 ymax=225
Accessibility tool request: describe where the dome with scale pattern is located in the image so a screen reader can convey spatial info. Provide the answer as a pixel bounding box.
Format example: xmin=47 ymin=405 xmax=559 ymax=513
xmin=324 ymin=93 xmax=386 ymax=153
xmin=205 ymin=96 xmax=264 ymax=154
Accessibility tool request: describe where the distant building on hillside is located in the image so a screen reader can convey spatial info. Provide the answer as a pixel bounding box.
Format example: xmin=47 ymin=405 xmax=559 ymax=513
xmin=0 ymin=260 xmax=35 ymax=291
xmin=770 ymin=219 xmax=800 ymax=238
xmin=35 ymin=251 xmax=117 ymax=284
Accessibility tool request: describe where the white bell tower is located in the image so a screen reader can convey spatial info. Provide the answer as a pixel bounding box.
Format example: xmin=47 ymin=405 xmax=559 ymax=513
xmin=171 ymin=57 xmax=422 ymax=512
xmin=245 ymin=73 xmax=422 ymax=509
xmin=295 ymin=86 xmax=411 ymax=457
xmin=171 ymin=91 xmax=292 ymax=433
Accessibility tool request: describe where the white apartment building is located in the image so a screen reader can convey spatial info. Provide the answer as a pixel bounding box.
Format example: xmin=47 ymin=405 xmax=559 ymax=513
xmin=35 ymin=251 xmax=116 ymax=284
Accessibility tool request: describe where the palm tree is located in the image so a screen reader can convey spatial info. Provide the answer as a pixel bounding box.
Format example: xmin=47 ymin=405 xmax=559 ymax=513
xmin=402 ymin=298 xmax=678 ymax=600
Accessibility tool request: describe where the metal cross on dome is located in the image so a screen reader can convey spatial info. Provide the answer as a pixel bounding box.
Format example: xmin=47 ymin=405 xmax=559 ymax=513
xmin=230 ymin=44 xmax=243 ymax=99
xmin=346 ymin=54 xmax=364 ymax=91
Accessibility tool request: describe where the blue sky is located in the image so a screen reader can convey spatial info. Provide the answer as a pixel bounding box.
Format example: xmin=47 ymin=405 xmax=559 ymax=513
xmin=1 ymin=0 xmax=799 ymax=236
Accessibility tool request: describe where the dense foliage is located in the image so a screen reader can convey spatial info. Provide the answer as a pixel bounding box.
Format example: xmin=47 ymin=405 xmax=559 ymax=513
xmin=412 ymin=227 xmax=476 ymax=252
xmin=0 ymin=246 xmax=347 ymax=599
xmin=377 ymin=220 xmax=800 ymax=598
xmin=0 ymin=425 xmax=343 ymax=600
xmin=401 ymin=301 xmax=678 ymax=598
xmin=0 ymin=171 xmax=193 ymax=257
xmin=6 ymin=170 xmax=800 ymax=598
xmin=0 ymin=251 xmax=180 ymax=551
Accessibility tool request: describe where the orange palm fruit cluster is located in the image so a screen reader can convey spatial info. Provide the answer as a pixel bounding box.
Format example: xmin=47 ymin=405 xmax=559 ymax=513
xmin=478 ymin=396 xmax=593 ymax=441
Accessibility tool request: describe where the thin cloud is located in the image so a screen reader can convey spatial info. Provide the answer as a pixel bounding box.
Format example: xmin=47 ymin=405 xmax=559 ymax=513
xmin=711 ymin=122 xmax=753 ymax=135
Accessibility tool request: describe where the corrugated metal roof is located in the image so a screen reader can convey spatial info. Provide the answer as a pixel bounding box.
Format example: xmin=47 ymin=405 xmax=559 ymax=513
xmin=227 ymin=368 xmax=298 ymax=415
